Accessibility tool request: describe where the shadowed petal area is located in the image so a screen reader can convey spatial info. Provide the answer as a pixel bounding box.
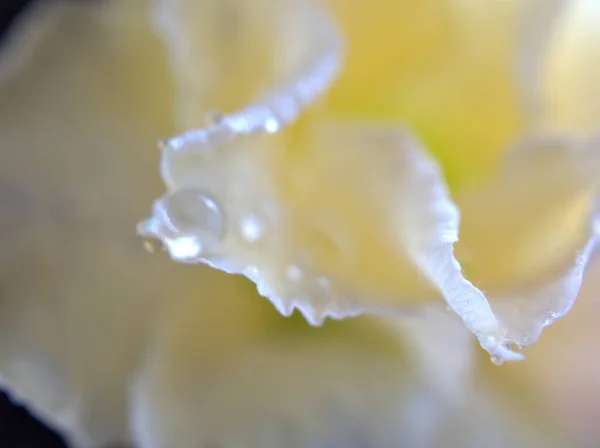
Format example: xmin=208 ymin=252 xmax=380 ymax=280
xmin=129 ymin=289 xmax=566 ymax=448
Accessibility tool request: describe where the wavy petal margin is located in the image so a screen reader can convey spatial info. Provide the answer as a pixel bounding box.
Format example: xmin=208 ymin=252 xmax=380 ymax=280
xmin=152 ymin=0 xmax=343 ymax=151
xmin=457 ymin=134 xmax=600 ymax=349
xmin=138 ymin=0 xmax=525 ymax=363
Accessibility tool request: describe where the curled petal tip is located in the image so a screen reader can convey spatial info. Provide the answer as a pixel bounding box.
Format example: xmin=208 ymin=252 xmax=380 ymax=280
xmin=481 ymin=337 xmax=525 ymax=365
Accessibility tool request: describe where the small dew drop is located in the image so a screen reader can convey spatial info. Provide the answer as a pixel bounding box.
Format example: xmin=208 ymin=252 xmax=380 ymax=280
xmin=161 ymin=189 xmax=225 ymax=254
xmin=490 ymin=355 xmax=503 ymax=366
xmin=265 ymin=118 xmax=280 ymax=134
xmin=285 ymin=265 xmax=303 ymax=282
xmin=243 ymin=265 xmax=260 ymax=281
xmin=543 ymin=311 xmax=558 ymax=326
xmin=519 ymin=336 xmax=530 ymax=350
xmin=240 ymin=215 xmax=263 ymax=243
xmin=165 ymin=236 xmax=203 ymax=262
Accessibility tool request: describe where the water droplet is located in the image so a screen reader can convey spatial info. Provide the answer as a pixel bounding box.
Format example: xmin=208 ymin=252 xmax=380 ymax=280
xmin=285 ymin=265 xmax=303 ymax=282
xmin=160 ymin=189 xmax=225 ymax=254
xmin=240 ymin=215 xmax=263 ymax=243
xmin=265 ymin=118 xmax=280 ymax=134
xmin=542 ymin=311 xmax=558 ymax=326
xmin=243 ymin=265 xmax=260 ymax=281
xmin=165 ymin=236 xmax=204 ymax=262
xmin=490 ymin=355 xmax=503 ymax=366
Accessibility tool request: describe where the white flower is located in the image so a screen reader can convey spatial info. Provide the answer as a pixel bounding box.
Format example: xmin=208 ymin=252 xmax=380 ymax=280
xmin=0 ymin=0 xmax=596 ymax=447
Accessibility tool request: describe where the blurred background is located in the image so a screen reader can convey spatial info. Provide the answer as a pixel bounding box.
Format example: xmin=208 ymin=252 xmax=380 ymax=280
xmin=0 ymin=3 xmax=67 ymax=446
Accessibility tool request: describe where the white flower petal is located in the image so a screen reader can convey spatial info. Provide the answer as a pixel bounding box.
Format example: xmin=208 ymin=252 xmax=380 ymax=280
xmin=145 ymin=119 xmax=523 ymax=362
xmin=139 ymin=0 xmax=530 ymax=363
xmin=456 ymin=134 xmax=600 ymax=347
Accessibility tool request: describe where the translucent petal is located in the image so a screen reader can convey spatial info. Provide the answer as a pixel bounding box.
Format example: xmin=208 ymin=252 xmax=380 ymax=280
xmin=455 ymin=134 xmax=600 ymax=347
xmin=497 ymin=262 xmax=600 ymax=439
xmin=141 ymin=120 xmax=523 ymax=362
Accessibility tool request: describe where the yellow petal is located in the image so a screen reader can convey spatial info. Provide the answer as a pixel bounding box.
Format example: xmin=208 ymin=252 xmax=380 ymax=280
xmin=322 ymin=0 xmax=528 ymax=189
